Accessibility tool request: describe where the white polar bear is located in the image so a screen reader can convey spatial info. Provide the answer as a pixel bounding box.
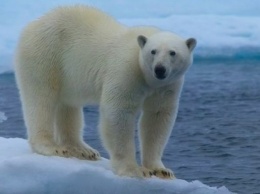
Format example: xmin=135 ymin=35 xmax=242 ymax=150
xmin=15 ymin=5 xmax=196 ymax=179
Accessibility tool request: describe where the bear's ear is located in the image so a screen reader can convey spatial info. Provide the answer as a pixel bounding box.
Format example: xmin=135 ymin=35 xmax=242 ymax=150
xmin=137 ymin=35 xmax=147 ymax=49
xmin=186 ymin=38 xmax=197 ymax=51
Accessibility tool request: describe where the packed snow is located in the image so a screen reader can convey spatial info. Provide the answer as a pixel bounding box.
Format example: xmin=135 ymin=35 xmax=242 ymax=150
xmin=0 ymin=0 xmax=260 ymax=74
xmin=0 ymin=137 xmax=235 ymax=194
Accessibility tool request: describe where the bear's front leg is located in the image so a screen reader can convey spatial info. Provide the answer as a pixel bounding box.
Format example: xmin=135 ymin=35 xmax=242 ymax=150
xmin=139 ymin=79 xmax=184 ymax=179
xmin=99 ymin=92 xmax=153 ymax=178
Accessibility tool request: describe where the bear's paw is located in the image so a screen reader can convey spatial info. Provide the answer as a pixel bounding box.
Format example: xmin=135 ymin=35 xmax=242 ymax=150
xmin=152 ymin=168 xmax=175 ymax=179
xmin=54 ymin=145 xmax=100 ymax=161
xmin=115 ymin=165 xmax=154 ymax=178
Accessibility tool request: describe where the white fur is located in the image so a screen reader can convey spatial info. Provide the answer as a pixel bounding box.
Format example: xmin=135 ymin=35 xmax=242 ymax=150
xmin=15 ymin=5 xmax=196 ymax=178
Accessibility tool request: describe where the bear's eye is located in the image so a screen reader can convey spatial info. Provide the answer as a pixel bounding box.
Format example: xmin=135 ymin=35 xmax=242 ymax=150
xmin=169 ymin=50 xmax=176 ymax=56
xmin=151 ymin=50 xmax=156 ymax=55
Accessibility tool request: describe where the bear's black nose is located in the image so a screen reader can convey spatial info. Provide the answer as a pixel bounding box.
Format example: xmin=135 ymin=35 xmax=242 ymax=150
xmin=154 ymin=65 xmax=166 ymax=80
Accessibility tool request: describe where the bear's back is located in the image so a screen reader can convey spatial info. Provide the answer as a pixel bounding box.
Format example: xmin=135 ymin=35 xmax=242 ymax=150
xmin=45 ymin=6 xmax=122 ymax=33
xmin=30 ymin=6 xmax=124 ymax=41
xmin=15 ymin=5 xmax=126 ymax=79
xmin=18 ymin=5 xmax=124 ymax=53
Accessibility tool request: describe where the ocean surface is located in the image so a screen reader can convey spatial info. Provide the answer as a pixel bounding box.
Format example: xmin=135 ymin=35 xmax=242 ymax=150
xmin=1 ymin=59 xmax=260 ymax=194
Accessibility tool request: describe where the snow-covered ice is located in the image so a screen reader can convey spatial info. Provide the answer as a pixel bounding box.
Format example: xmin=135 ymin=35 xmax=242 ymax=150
xmin=0 ymin=0 xmax=260 ymax=74
xmin=0 ymin=137 xmax=235 ymax=194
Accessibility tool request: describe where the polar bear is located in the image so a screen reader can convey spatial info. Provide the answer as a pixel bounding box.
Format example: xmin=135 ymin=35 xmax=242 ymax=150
xmin=15 ymin=5 xmax=196 ymax=179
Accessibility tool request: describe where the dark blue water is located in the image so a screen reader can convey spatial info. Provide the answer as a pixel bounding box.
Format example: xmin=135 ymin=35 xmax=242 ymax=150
xmin=0 ymin=59 xmax=260 ymax=194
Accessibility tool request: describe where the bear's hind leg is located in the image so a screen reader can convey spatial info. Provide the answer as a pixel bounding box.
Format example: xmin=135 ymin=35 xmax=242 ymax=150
xmin=24 ymin=97 xmax=61 ymax=156
xmin=54 ymin=104 xmax=100 ymax=160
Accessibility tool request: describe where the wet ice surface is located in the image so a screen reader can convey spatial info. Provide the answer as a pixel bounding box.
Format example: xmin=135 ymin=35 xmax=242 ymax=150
xmin=0 ymin=111 xmax=7 ymax=123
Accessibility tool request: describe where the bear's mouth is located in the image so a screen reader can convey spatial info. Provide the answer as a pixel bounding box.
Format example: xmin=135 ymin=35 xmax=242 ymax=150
xmin=154 ymin=65 xmax=167 ymax=80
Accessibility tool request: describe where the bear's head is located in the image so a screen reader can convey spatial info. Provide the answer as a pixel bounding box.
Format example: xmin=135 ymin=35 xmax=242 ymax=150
xmin=137 ymin=32 xmax=196 ymax=87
